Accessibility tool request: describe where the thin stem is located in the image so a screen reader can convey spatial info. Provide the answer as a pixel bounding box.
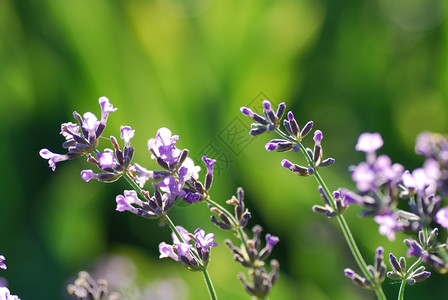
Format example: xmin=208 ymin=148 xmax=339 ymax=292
xmin=398 ymin=257 xmax=423 ymax=300
xmin=202 ymin=267 xmax=218 ymax=300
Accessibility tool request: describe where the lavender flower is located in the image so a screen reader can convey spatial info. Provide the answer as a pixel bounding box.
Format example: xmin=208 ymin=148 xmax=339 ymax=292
xmin=159 ymin=226 xmax=217 ymax=270
xmin=194 ymin=228 xmax=218 ymax=251
xmin=0 ymin=256 xmax=6 ymax=270
xmin=39 ymin=97 xmax=117 ymax=171
xmin=435 ymin=207 xmax=448 ymax=230
xmin=344 ymin=247 xmax=386 ymax=290
xmin=374 ymin=212 xmax=404 ymax=241
xmin=355 ymin=132 xmax=384 ymax=153
xmin=240 ymin=101 xmax=286 ymax=135
xmin=81 ymin=127 xmax=135 ymax=183
xmin=0 ymin=287 xmax=20 ymax=300
xmin=67 ymin=271 xmax=120 ymax=300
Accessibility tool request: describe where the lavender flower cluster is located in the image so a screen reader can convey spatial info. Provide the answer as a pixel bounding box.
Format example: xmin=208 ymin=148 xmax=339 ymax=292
xmin=0 ymin=255 xmax=20 ymax=300
xmin=37 ymin=97 xmax=280 ymax=299
xmin=240 ymin=99 xmax=448 ymax=298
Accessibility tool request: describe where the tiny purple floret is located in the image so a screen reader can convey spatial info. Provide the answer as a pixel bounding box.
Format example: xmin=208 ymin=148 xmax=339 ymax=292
xmin=281 ymin=159 xmax=293 ymax=169
xmin=81 ymin=170 xmax=95 ymax=182
xmin=120 ymin=125 xmax=135 ymax=148
xmin=0 ymin=255 xmax=6 ymax=270
xmin=355 ymin=132 xmax=383 ymax=153
xmin=313 ymin=130 xmax=323 ymax=145
xmin=194 ymin=228 xmax=218 ymax=251
xmin=435 ymin=207 xmax=448 ymax=230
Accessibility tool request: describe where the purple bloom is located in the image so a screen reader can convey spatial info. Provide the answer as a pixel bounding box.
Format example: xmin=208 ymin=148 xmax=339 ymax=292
xmin=313 ymin=130 xmax=323 ymax=146
xmin=415 ymin=132 xmax=436 ymax=157
xmin=194 ymin=228 xmax=217 ymax=251
xmin=60 ymin=122 xmax=79 ymax=140
xmin=39 ymin=149 xmax=74 ymax=171
xmin=158 ymin=176 xmax=186 ymax=200
xmin=180 ymin=157 xmax=201 ymax=181
xmin=375 ymin=155 xmax=404 ymax=184
xmin=0 ymin=255 xmax=6 ymax=270
xmin=435 ymin=207 xmax=448 ymax=230
xmin=115 ymin=190 xmax=144 ymax=214
xmin=98 ymin=96 xmax=117 ymax=125
xmin=81 ymin=170 xmax=95 ymax=182
xmin=405 ymin=239 xmax=425 ymax=259
xmin=97 ymin=149 xmax=119 ymax=170
xmin=0 ymin=287 xmax=20 ymax=300
xmin=355 ymin=132 xmax=383 ymax=153
xmin=172 ymin=226 xmax=191 ymax=244
xmin=148 ymin=128 xmax=180 ymax=164
xmin=40 ymin=97 xmax=117 ymax=171
xmin=351 ymin=162 xmax=377 ymax=192
xmin=176 ymin=243 xmax=193 ymax=257
xmin=120 ymin=126 xmax=135 ymax=148
xmin=82 ymin=112 xmax=100 ymax=137
xmin=202 ymin=156 xmax=216 ymax=174
xmin=159 ymin=242 xmax=178 ymax=261
xmin=265 ymin=234 xmax=280 ymax=250
xmin=129 ymin=163 xmax=154 ymax=187
xmin=374 ymin=212 xmax=403 ymax=241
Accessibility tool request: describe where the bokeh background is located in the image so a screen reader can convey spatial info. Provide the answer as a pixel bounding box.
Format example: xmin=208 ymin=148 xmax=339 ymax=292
xmin=1 ymin=0 xmax=448 ymax=299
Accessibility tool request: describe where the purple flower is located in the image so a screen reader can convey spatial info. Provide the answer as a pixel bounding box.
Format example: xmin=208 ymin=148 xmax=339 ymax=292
xmin=374 ymin=212 xmax=403 ymax=241
xmin=99 ymin=96 xmax=117 ymax=125
xmin=97 ymin=149 xmax=119 ymax=170
xmin=60 ymin=122 xmax=79 ymax=140
xmin=375 ymin=155 xmax=404 ymax=184
xmin=202 ymin=156 xmax=216 ymax=174
xmin=158 ymin=176 xmax=186 ymax=200
xmin=435 ymin=207 xmax=448 ymax=230
xmin=39 ymin=149 xmax=75 ymax=171
xmin=148 ymin=128 xmax=180 ymax=164
xmin=415 ymin=132 xmax=436 ymax=157
xmin=0 ymin=255 xmax=6 ymax=270
xmin=115 ymin=190 xmax=144 ymax=214
xmin=81 ymin=170 xmax=95 ymax=182
xmin=159 ymin=242 xmax=178 ymax=261
xmin=82 ymin=112 xmax=100 ymax=137
xmin=172 ymin=226 xmax=191 ymax=244
xmin=0 ymin=287 xmax=20 ymax=300
xmin=120 ymin=126 xmax=135 ymax=148
xmin=404 ymin=239 xmax=425 ymax=259
xmin=355 ymin=132 xmax=383 ymax=153
xmin=313 ymin=130 xmax=323 ymax=146
xmin=194 ymin=228 xmax=217 ymax=251
xmin=176 ymin=243 xmax=193 ymax=257
xmin=129 ymin=163 xmax=154 ymax=187
xmin=180 ymin=157 xmax=201 ymax=181
xmin=265 ymin=234 xmax=280 ymax=250
xmin=40 ymin=97 xmax=117 ymax=171
xmin=351 ymin=162 xmax=377 ymax=192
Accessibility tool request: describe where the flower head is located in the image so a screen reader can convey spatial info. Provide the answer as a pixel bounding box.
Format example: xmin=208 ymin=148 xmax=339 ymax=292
xmin=435 ymin=207 xmax=448 ymax=230
xmin=355 ymin=133 xmax=383 ymax=153
xmin=40 ymin=97 xmax=117 ymax=171
xmin=194 ymin=228 xmax=218 ymax=251
xmin=0 ymin=287 xmax=20 ymax=300
xmin=0 ymin=255 xmax=6 ymax=270
xmin=374 ymin=212 xmax=403 ymax=241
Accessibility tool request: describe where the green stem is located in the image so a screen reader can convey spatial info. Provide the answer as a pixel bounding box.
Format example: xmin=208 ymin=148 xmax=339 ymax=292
xmin=398 ymin=257 xmax=423 ymax=300
xmin=275 ymin=129 xmax=386 ymax=299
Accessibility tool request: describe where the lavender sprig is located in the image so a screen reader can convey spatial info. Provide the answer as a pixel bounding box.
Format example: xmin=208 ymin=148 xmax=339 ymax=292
xmin=240 ymin=100 xmax=387 ymax=300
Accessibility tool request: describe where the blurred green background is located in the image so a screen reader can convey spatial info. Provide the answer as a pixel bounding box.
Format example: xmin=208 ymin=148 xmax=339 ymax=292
xmin=1 ymin=0 xmax=448 ymax=299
